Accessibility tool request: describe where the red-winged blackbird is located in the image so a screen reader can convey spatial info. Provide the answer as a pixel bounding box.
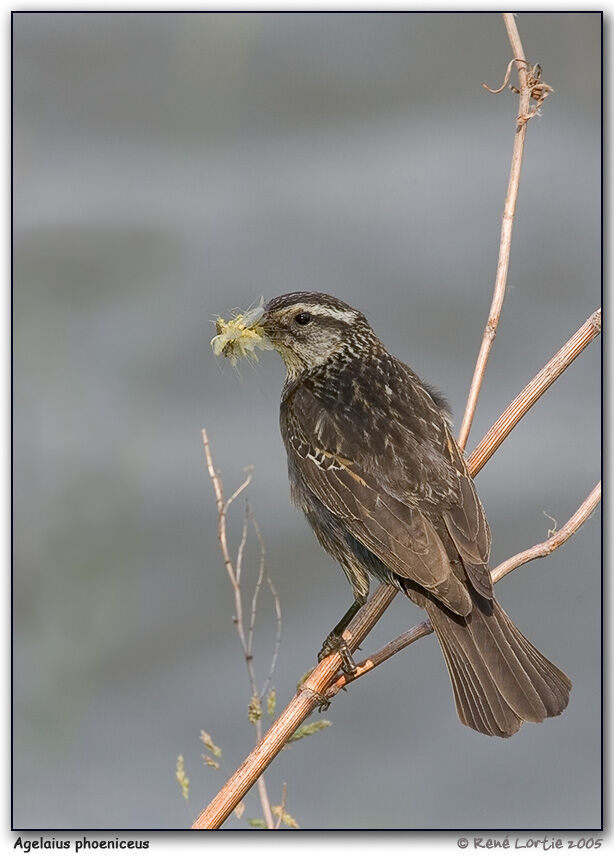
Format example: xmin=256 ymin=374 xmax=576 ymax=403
xmin=255 ymin=291 xmax=571 ymax=737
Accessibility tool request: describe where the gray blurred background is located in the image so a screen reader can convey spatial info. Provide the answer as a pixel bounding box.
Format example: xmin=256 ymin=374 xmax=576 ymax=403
xmin=13 ymin=12 xmax=601 ymax=830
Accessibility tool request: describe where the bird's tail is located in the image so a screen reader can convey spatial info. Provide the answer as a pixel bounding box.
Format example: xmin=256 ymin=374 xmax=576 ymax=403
xmin=424 ymin=594 xmax=571 ymax=737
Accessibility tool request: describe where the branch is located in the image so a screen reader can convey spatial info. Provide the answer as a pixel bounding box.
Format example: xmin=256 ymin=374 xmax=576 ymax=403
xmin=202 ymin=430 xmax=275 ymax=829
xmin=275 ymin=783 xmax=287 ymax=830
xmin=458 ymin=12 xmax=544 ymax=449
xmin=252 ymin=515 xmax=283 ymax=703
xmin=325 ymin=482 xmax=600 ymax=694
xmin=191 ymin=584 xmax=397 ymax=829
xmin=468 ymin=308 xmax=601 ymax=477
xmin=247 ymin=512 xmax=266 ymax=667
xmin=491 ymin=482 xmax=601 ymax=583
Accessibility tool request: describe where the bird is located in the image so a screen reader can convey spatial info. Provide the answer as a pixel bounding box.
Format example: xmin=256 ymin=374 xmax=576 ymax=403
xmin=216 ymin=291 xmax=571 ymax=737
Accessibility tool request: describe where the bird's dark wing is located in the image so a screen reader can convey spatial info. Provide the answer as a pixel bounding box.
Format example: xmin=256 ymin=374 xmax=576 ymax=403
xmin=438 ymin=423 xmax=492 ymax=599
xmin=284 ymin=379 xmax=492 ymax=612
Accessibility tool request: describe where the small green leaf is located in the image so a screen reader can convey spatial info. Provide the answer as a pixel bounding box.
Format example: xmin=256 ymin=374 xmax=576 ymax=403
xmin=272 ymin=805 xmax=299 ymax=829
xmin=267 ymin=689 xmax=276 ymax=718
xmin=248 ymin=694 xmax=262 ymax=723
xmin=200 ymin=730 xmax=222 ymax=758
xmin=296 ymin=669 xmax=314 ymax=691
xmin=175 ymin=755 xmax=189 ymax=801
xmin=203 ymin=754 xmax=220 ymax=769
xmin=248 ymin=818 xmax=267 ymax=828
xmin=287 ymin=720 xmax=332 ymax=742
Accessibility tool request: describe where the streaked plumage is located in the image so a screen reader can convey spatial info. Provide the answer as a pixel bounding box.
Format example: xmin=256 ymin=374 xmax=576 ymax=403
xmin=236 ymin=291 xmax=571 ymax=736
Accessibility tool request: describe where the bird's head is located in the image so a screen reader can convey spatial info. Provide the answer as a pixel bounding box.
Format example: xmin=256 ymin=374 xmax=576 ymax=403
xmin=212 ymin=292 xmax=375 ymax=377
xmin=261 ymin=292 xmax=375 ymax=376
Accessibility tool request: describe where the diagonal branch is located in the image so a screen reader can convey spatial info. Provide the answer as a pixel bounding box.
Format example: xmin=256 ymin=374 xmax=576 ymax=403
xmin=468 ymin=308 xmax=601 ymax=476
xmin=191 ymin=584 xmax=397 ymax=829
xmin=491 ymin=482 xmax=601 ymax=583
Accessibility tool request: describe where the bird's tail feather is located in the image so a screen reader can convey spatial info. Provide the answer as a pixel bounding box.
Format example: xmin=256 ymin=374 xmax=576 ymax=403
xmin=424 ymin=594 xmax=571 ymax=738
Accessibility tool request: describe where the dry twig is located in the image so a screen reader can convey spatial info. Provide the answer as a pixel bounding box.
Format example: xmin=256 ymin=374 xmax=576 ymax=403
xmin=202 ymin=430 xmax=277 ymax=829
xmin=469 ymin=308 xmax=601 ymax=477
xmin=275 ymin=783 xmax=287 ymax=830
xmin=491 ymin=482 xmax=601 ymax=583
xmin=458 ymin=13 xmax=548 ymax=449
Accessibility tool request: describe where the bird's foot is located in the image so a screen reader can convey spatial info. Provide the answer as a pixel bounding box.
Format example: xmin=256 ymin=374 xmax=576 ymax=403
xmin=318 ymin=633 xmax=358 ymax=675
xmin=299 ymin=685 xmax=331 ymax=712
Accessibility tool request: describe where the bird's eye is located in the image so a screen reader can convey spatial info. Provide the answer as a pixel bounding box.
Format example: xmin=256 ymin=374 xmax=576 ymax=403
xmin=294 ymin=312 xmax=313 ymax=326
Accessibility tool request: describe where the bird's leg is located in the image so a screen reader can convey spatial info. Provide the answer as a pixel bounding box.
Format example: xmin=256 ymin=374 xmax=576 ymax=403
xmin=318 ymin=597 xmax=366 ymax=674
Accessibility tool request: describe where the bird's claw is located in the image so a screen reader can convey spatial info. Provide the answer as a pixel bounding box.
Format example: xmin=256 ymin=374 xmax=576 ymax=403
xmin=316 ymin=693 xmax=331 ymax=713
xmin=299 ymin=685 xmax=331 ymax=711
xmin=318 ymin=633 xmax=358 ymax=675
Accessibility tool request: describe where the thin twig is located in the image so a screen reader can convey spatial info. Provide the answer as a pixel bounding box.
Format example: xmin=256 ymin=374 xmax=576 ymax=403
xmin=326 ymin=483 xmax=600 ymax=695
xmin=202 ymin=431 xmax=253 ymax=595
xmin=235 ymin=501 xmax=250 ymax=587
xmin=247 ymin=521 xmax=267 ymax=665
xmin=491 ymin=482 xmax=601 ymax=583
xmin=324 ymin=622 xmax=433 ymax=692
xmin=275 ymin=783 xmax=287 ymax=830
xmin=191 ymin=584 xmax=397 ymax=829
xmin=458 ymin=13 xmax=534 ymax=450
xmin=468 ymin=308 xmax=601 ymax=476
xmin=202 ymin=433 xmax=253 ymax=674
xmin=251 ymin=514 xmax=283 ymax=701
xmin=226 ymin=470 xmax=254 ymax=510
xmin=261 ymin=575 xmax=283 ymax=701
xmin=202 ymin=429 xmax=275 ymax=829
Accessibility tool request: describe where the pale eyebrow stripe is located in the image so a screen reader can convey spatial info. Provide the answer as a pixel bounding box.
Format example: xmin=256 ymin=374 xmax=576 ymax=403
xmin=280 ymin=304 xmax=358 ymax=324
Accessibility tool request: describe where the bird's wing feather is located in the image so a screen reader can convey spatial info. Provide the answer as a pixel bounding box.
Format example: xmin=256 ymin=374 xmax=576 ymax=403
xmin=438 ymin=423 xmax=492 ymax=598
xmin=286 ymin=382 xmax=491 ymax=613
xmin=294 ymin=434 xmax=473 ymax=615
